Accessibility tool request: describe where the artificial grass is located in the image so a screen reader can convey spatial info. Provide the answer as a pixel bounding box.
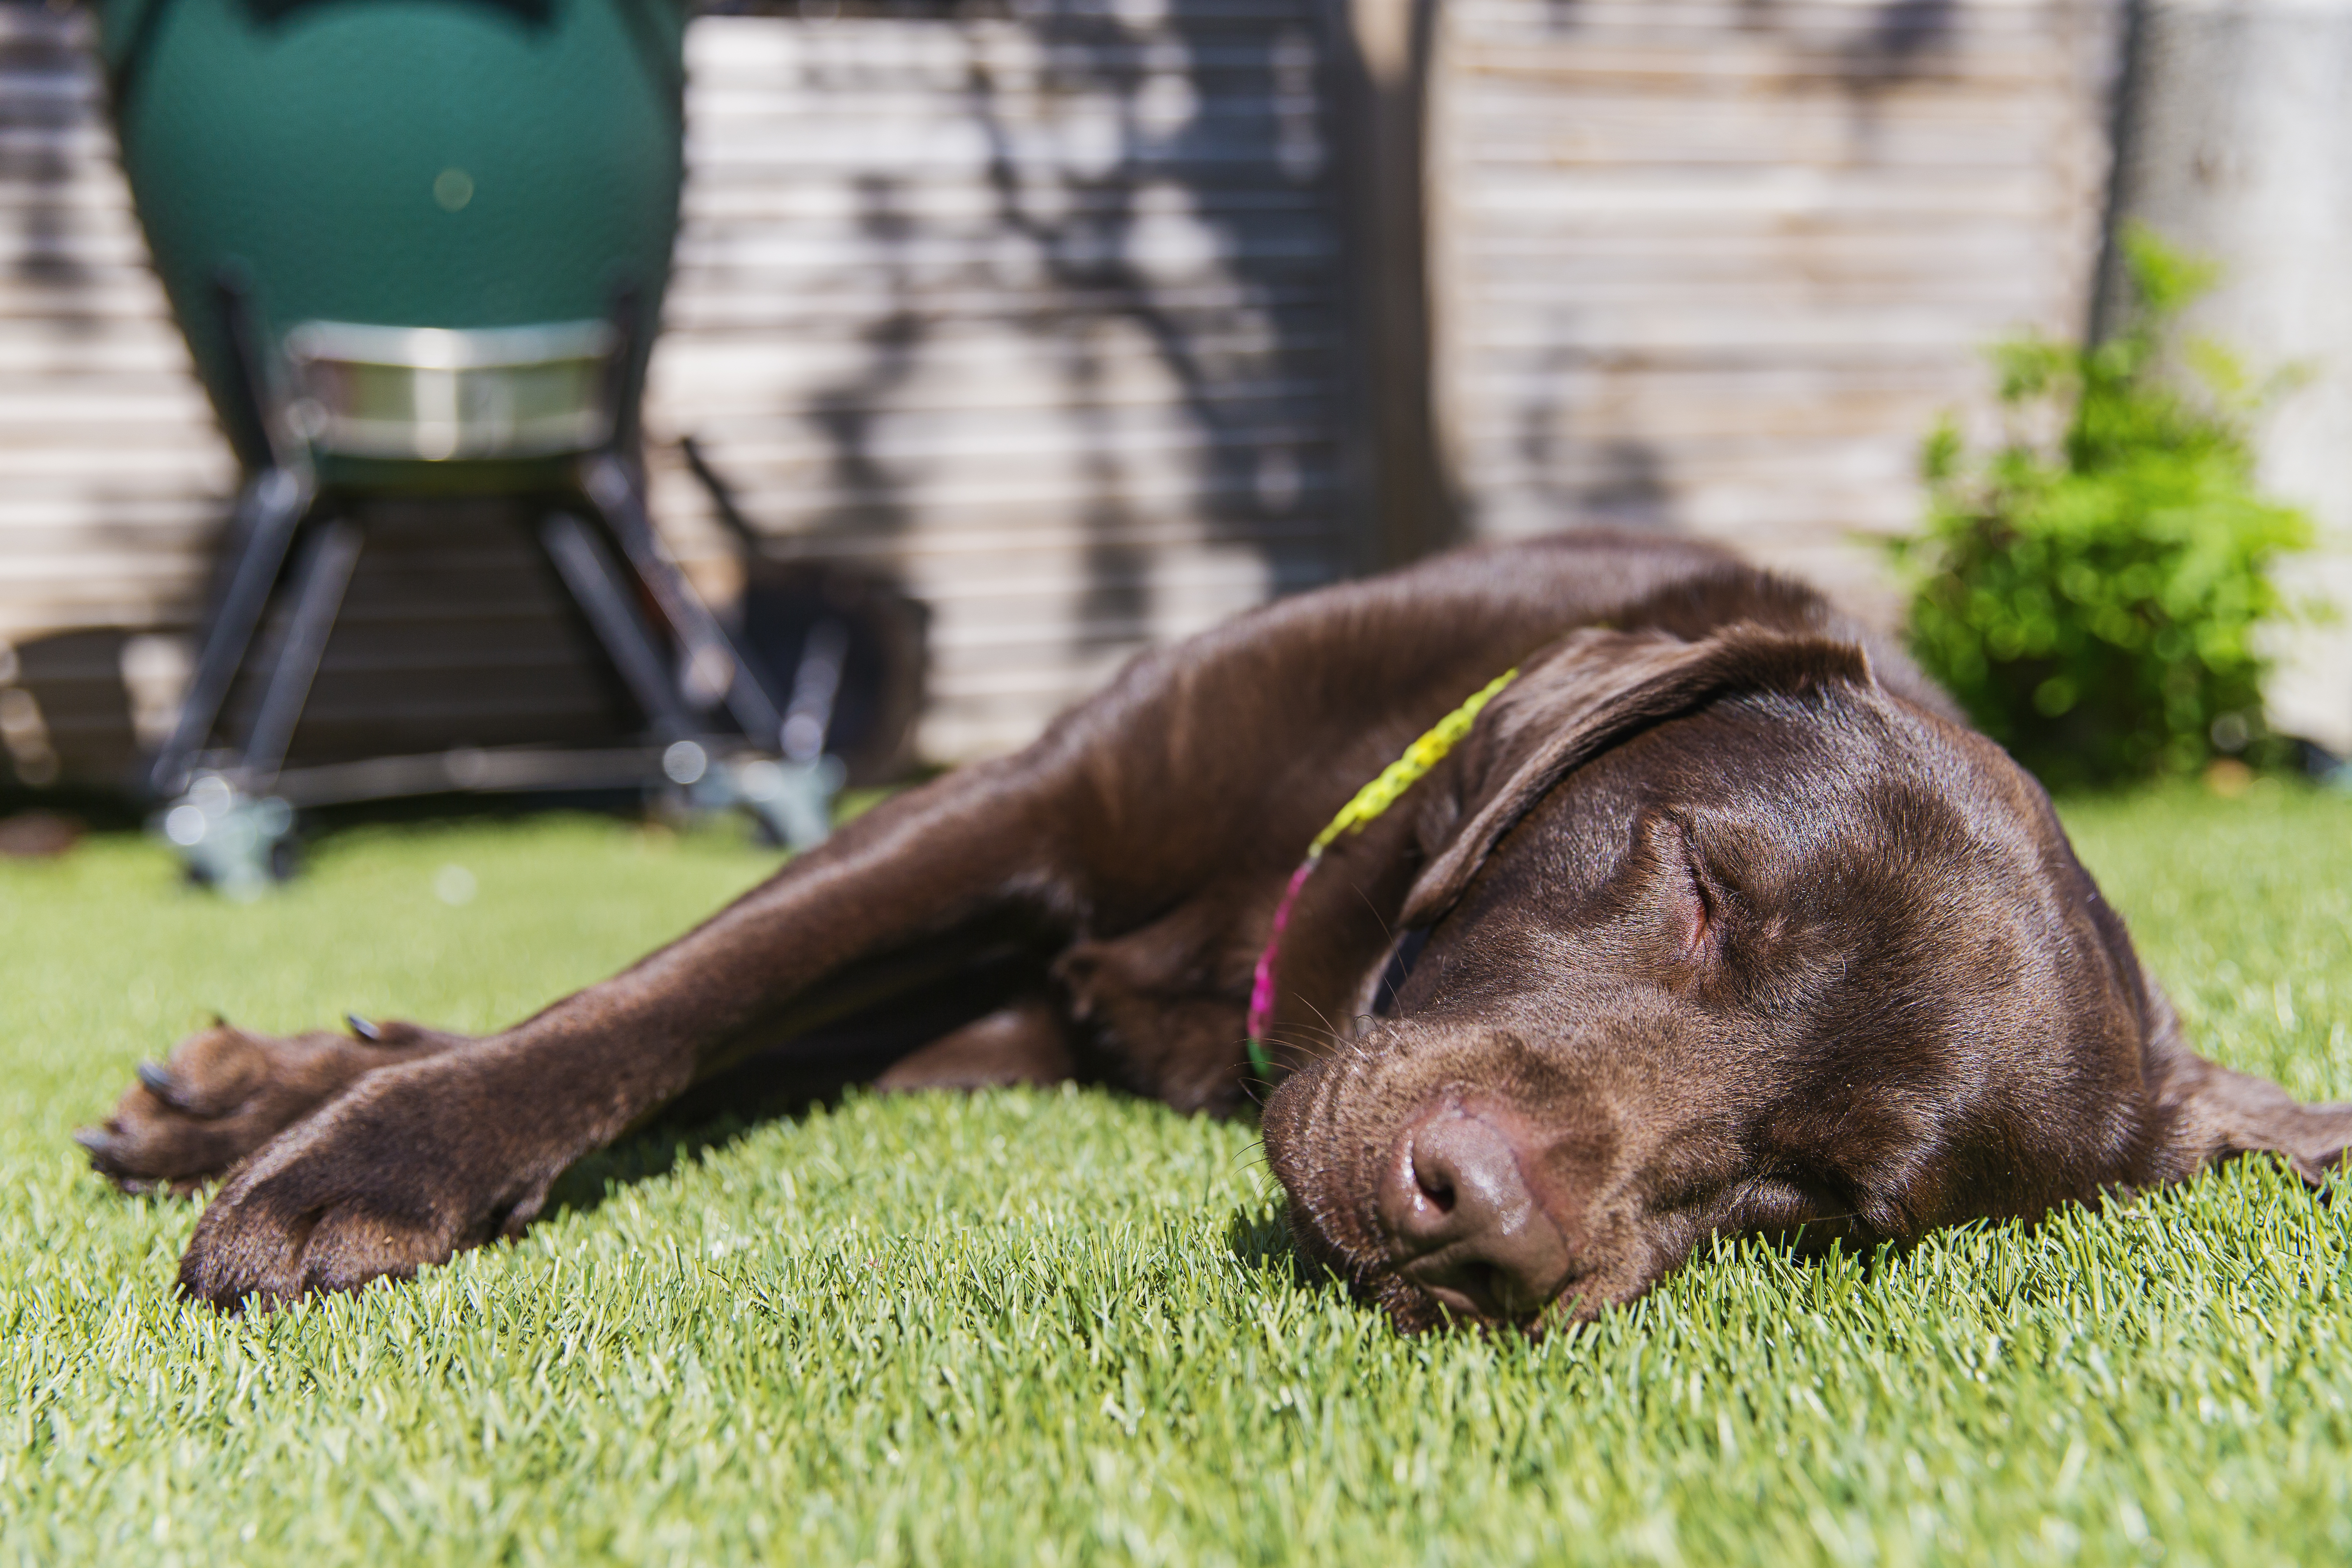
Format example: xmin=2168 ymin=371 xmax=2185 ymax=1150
xmin=4 ymin=788 xmax=2352 ymax=1565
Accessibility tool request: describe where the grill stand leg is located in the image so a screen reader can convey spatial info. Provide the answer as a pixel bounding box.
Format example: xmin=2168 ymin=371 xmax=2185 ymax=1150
xmin=242 ymin=517 xmax=362 ymax=787
xmin=142 ymin=469 xmax=325 ymax=900
xmin=146 ymin=466 xmax=312 ymax=801
xmin=538 ymin=511 xmax=698 ymax=745
xmin=573 ymin=454 xmax=840 ymax=848
xmin=155 ymin=513 xmax=358 ymax=900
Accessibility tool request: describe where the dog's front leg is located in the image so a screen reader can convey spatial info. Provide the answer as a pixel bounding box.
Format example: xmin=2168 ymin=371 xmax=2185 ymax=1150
xmin=174 ymin=755 xmax=1087 ymax=1309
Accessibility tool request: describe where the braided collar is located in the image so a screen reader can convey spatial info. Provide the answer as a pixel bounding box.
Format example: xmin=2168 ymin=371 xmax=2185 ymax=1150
xmin=1244 ymin=668 xmax=1518 ymax=1084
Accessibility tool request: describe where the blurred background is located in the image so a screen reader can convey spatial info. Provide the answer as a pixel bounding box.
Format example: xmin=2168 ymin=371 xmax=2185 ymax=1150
xmin=0 ymin=0 xmax=2346 ymax=830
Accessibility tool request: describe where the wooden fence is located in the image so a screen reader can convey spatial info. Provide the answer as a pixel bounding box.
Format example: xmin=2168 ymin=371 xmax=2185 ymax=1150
xmin=0 ymin=0 xmax=2123 ymax=788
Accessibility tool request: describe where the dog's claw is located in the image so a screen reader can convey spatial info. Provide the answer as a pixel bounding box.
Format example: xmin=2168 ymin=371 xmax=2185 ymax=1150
xmin=74 ymin=1124 xmax=156 ymax=1191
xmin=345 ymin=1014 xmax=381 ymax=1043
xmin=136 ymin=1061 xmax=182 ymax=1102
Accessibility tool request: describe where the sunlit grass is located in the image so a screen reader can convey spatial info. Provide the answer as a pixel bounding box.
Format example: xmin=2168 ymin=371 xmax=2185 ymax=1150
xmin=5 ymin=787 xmax=2352 ymax=1565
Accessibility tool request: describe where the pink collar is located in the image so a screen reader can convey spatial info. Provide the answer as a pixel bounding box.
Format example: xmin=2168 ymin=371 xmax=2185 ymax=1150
xmin=1245 ymin=668 xmax=1517 ymax=1085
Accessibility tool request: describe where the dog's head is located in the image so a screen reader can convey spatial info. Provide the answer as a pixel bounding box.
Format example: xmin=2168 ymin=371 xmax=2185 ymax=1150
xmin=1261 ymin=624 xmax=2159 ymax=1332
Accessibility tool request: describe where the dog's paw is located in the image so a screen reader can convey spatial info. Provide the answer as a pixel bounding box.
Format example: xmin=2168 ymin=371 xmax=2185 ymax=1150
xmin=74 ymin=1017 xmax=464 ymax=1194
xmin=175 ymin=1054 xmax=556 ymax=1311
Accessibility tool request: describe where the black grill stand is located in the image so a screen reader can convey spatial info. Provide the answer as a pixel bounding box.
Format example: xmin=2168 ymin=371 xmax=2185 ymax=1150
xmin=146 ymin=297 xmax=841 ymax=896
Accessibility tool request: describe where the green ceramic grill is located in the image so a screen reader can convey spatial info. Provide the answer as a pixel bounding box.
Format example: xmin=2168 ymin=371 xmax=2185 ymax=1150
xmin=92 ymin=0 xmax=838 ymax=891
xmin=96 ymin=0 xmax=686 ymax=486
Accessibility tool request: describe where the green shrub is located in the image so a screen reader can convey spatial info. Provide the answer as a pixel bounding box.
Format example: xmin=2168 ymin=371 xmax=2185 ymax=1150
xmin=1891 ymin=229 xmax=2313 ymax=789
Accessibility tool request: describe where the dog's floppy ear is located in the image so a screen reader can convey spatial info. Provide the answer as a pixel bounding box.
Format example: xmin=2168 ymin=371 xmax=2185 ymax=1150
xmin=1400 ymin=623 xmax=1873 ymax=926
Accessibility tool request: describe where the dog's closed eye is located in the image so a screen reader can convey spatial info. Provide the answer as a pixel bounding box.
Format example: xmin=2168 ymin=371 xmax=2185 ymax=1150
xmin=1678 ymin=835 xmax=1718 ymax=958
xmin=1640 ymin=813 xmax=1719 ymax=960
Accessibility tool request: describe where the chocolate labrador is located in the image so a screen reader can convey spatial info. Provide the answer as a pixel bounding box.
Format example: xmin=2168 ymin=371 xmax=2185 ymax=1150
xmin=78 ymin=533 xmax=2352 ymax=1328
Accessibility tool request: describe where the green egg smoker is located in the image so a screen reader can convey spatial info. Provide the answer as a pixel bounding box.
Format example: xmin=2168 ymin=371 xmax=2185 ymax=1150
xmin=94 ymin=0 xmax=841 ymax=893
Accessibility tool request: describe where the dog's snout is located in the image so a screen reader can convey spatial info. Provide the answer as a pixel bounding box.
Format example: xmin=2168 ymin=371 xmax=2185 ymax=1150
xmin=1377 ymin=1102 xmax=1574 ymax=1321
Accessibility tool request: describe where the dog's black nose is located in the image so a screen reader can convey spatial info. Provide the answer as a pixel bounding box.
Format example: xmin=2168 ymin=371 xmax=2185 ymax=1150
xmin=1378 ymin=1102 xmax=1574 ymax=1321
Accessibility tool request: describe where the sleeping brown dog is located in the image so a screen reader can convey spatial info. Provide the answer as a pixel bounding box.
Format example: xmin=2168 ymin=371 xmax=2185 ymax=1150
xmin=78 ymin=533 xmax=2352 ymax=1328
